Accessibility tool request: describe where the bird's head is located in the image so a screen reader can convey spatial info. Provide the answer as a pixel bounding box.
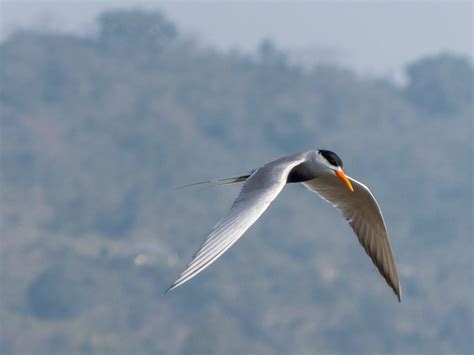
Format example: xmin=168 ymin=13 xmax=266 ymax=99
xmin=317 ymin=149 xmax=354 ymax=191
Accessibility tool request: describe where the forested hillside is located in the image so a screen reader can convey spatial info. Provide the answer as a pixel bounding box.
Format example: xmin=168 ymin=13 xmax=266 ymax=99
xmin=1 ymin=10 xmax=472 ymax=355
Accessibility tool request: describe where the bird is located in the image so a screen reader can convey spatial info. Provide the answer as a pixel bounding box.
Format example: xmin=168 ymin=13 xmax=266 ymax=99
xmin=167 ymin=149 xmax=401 ymax=301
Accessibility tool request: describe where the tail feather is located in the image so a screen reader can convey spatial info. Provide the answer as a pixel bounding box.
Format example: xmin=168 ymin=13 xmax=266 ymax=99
xmin=174 ymin=172 xmax=253 ymax=191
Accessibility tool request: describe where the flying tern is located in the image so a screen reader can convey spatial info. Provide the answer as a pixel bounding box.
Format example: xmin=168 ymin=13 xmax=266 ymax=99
xmin=167 ymin=149 xmax=401 ymax=301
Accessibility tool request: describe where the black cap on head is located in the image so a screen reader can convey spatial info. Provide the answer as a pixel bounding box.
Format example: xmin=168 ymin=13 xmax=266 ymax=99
xmin=319 ymin=149 xmax=343 ymax=167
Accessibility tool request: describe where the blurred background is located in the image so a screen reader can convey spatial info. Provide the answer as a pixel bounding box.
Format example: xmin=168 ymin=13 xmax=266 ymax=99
xmin=0 ymin=1 xmax=472 ymax=354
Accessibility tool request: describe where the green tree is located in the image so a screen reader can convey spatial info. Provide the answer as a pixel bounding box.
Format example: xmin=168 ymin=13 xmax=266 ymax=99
xmin=404 ymin=53 xmax=473 ymax=114
xmin=27 ymin=264 xmax=90 ymax=320
xmin=98 ymin=10 xmax=177 ymax=52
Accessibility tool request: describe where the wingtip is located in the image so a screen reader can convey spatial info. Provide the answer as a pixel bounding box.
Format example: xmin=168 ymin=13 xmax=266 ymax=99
xmin=165 ymin=283 xmax=177 ymax=294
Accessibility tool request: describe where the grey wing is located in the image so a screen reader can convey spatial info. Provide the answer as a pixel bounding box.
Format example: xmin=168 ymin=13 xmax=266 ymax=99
xmin=167 ymin=157 xmax=305 ymax=292
xmin=303 ymin=175 xmax=401 ymax=301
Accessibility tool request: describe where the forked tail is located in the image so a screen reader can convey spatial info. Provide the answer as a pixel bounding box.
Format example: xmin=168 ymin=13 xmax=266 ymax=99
xmin=174 ymin=171 xmax=254 ymax=191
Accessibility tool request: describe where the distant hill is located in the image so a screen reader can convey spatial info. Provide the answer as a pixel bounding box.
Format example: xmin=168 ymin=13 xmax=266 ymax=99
xmin=1 ymin=9 xmax=472 ymax=355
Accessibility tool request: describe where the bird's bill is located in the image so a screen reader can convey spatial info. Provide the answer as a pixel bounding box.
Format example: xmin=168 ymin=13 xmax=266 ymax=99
xmin=335 ymin=169 xmax=354 ymax=191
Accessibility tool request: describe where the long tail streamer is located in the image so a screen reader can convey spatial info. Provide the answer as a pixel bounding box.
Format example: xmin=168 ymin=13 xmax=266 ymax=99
xmin=174 ymin=172 xmax=253 ymax=191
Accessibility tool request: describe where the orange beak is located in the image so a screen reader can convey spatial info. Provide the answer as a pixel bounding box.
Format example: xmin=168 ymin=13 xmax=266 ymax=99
xmin=336 ymin=169 xmax=354 ymax=191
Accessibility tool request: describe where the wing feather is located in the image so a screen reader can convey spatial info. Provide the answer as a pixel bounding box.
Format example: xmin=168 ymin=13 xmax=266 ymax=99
xmin=303 ymin=175 xmax=401 ymax=301
xmin=167 ymin=156 xmax=306 ymax=292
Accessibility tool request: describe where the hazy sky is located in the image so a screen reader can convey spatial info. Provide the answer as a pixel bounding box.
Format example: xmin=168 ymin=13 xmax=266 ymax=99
xmin=1 ymin=1 xmax=472 ymax=79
